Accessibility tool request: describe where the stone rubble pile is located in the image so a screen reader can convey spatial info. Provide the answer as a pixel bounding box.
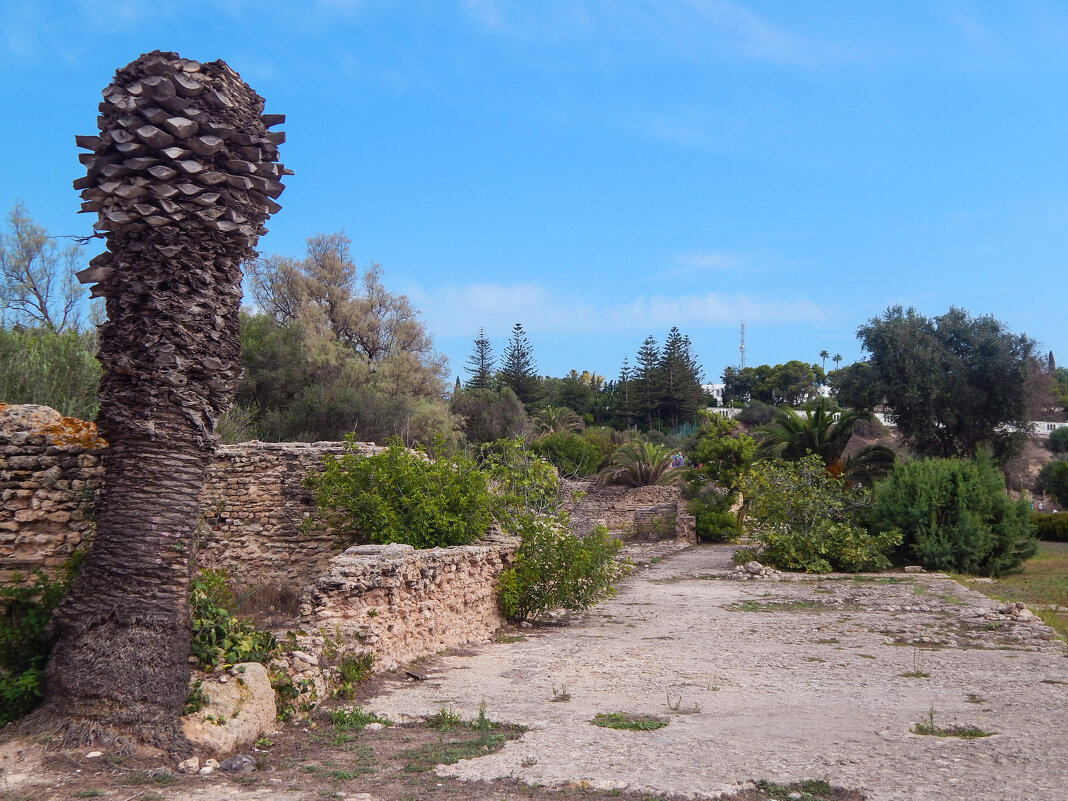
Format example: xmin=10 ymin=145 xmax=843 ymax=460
xmin=730 ymin=560 xmax=783 ymax=581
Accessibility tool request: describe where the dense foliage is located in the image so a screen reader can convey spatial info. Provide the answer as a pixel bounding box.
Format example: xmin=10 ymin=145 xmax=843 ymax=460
xmin=857 ymin=306 xmax=1035 ymax=460
xmin=497 ymin=516 xmax=629 ymax=623
xmin=721 ymin=361 xmax=826 ymax=406
xmin=596 ymin=440 xmax=680 ymax=488
xmin=477 ymin=438 xmax=560 ymax=523
xmin=309 ymin=438 xmax=493 ymax=548
xmin=685 ymin=413 xmax=754 ymax=542
xmin=532 ymin=431 xmax=604 ymax=477
xmin=0 ymin=567 xmax=73 ymax=724
xmin=0 ymin=328 xmax=101 ymax=420
xmin=1029 ymin=512 xmax=1068 ymax=542
xmin=1037 ymin=460 xmax=1068 ymax=507
xmin=869 ymin=455 xmax=1037 ymax=576
xmin=739 ymin=456 xmax=899 ymax=573
xmin=240 ymin=233 xmax=455 ymax=445
xmin=754 ymin=397 xmax=895 ymax=486
xmin=449 ymin=386 xmax=528 ymax=444
xmin=1048 ymin=427 xmax=1068 ymax=454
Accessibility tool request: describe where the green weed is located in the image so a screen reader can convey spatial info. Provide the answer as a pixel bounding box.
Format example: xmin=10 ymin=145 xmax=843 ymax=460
xmin=591 ymin=712 xmax=668 ymax=731
xmin=912 ymin=707 xmax=993 ymax=738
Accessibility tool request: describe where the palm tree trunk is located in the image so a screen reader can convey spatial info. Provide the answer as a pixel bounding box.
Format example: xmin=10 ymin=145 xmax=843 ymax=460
xmin=28 ymin=50 xmax=286 ymax=750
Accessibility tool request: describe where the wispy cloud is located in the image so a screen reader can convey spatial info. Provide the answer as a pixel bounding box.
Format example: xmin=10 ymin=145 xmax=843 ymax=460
xmin=676 ymin=251 xmax=739 ymax=271
xmin=415 ymin=281 xmax=824 ymax=338
xmin=456 ymin=0 xmax=859 ymax=67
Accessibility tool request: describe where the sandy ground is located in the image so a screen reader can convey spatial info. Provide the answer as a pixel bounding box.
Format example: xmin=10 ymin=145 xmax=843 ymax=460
xmin=363 ymin=544 xmax=1068 ymax=801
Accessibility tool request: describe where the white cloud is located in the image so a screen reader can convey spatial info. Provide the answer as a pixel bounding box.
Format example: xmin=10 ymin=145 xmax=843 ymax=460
xmin=415 ymin=281 xmax=824 ymax=338
xmin=675 ymin=251 xmax=740 ymax=271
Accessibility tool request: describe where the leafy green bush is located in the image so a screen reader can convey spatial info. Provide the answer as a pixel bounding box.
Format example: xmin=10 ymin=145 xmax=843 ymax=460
xmin=0 ymin=568 xmax=72 ymax=725
xmin=497 ymin=516 xmax=630 ymax=623
xmin=870 ymin=455 xmax=1037 ymax=576
xmin=686 ymin=488 xmax=742 ymax=543
xmin=1029 ymin=512 xmax=1068 ymax=542
xmin=190 ymin=569 xmax=278 ymax=670
xmin=740 ymin=456 xmax=899 ymax=573
xmin=478 ymin=438 xmax=560 ymax=523
xmin=532 ymin=431 xmax=604 ymax=477
xmin=1047 ymin=427 xmax=1068 ymax=454
xmin=1037 ymin=459 xmax=1068 ymax=507
xmin=308 ymin=437 xmax=493 ymax=548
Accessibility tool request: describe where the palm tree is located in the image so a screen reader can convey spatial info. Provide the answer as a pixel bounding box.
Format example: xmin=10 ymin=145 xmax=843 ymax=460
xmin=531 ymin=405 xmax=584 ymax=435
xmin=755 ymin=397 xmax=894 ymax=485
xmin=596 ymin=440 xmax=681 ymax=487
xmin=819 ymin=350 xmax=829 ymax=371
xmin=35 ymin=51 xmax=287 ymax=749
xmin=833 ymin=354 xmax=843 ymax=370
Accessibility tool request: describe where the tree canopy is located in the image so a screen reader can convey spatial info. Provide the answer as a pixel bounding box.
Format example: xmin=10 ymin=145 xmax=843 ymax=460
xmin=239 ymin=232 xmax=455 ymax=444
xmin=857 ymin=306 xmax=1036 ymax=460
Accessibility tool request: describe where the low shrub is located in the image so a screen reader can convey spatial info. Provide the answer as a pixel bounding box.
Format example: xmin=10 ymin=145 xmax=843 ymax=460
xmin=1030 ymin=512 xmax=1068 ymax=542
xmin=740 ymin=456 xmax=898 ymax=573
xmin=686 ymin=488 xmax=742 ymax=543
xmin=870 ymin=454 xmax=1037 ymax=576
xmin=189 ymin=569 xmax=278 ymax=670
xmin=308 ymin=436 xmax=493 ymax=548
xmin=532 ymin=431 xmax=604 ymax=477
xmin=497 ymin=515 xmax=630 ymax=623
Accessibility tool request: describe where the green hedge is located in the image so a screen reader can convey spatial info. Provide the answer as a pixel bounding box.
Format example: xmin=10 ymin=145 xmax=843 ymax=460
xmin=1030 ymin=512 xmax=1068 ymax=542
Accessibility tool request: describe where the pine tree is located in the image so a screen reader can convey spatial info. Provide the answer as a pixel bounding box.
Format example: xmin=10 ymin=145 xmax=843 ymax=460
xmin=634 ymin=335 xmax=662 ymax=429
xmin=463 ymin=328 xmax=496 ymax=389
xmin=614 ymin=356 xmax=635 ymax=429
xmin=659 ymin=327 xmax=704 ymax=427
xmin=499 ymin=322 xmax=540 ymax=404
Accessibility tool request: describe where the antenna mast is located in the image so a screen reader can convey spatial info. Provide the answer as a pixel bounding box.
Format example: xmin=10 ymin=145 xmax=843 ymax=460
xmin=739 ymin=320 xmax=746 ymax=369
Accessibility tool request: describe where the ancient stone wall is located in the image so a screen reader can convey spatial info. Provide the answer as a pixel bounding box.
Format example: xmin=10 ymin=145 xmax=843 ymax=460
xmin=194 ymin=441 xmax=385 ymax=590
xmin=563 ymin=479 xmax=696 ymax=543
xmin=0 ymin=407 xmax=105 ymax=583
xmin=0 ymin=408 xmax=386 ymax=588
xmin=299 ymin=537 xmax=518 ymax=671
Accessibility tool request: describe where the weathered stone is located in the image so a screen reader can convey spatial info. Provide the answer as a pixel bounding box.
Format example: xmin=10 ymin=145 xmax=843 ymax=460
xmin=180 ymin=663 xmax=275 ymax=755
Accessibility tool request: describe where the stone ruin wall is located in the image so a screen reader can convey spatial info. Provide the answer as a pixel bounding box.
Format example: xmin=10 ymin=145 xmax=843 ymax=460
xmin=1 ymin=406 xmax=693 ymax=674
xmin=301 ymin=539 xmax=517 ymax=671
xmin=562 ymin=478 xmax=696 ymax=544
xmin=0 ymin=424 xmax=105 ymax=584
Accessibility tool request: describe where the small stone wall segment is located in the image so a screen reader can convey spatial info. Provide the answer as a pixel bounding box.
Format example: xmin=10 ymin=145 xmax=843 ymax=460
xmin=563 ymin=479 xmax=696 ymax=544
xmin=301 ymin=537 xmax=519 ymax=671
xmin=195 ymin=440 xmax=385 ymax=589
xmin=0 ymin=406 xmax=105 ymax=583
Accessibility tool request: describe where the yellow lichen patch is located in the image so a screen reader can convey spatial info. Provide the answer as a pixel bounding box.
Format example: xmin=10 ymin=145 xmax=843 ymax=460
xmin=42 ymin=417 xmax=107 ymax=449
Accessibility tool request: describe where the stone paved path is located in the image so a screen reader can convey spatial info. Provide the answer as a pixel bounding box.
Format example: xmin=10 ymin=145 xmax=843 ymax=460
xmin=365 ymin=544 xmax=1068 ymax=801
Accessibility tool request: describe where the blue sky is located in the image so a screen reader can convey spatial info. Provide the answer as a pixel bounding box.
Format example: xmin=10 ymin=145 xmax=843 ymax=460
xmin=2 ymin=1 xmax=1066 ymax=383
